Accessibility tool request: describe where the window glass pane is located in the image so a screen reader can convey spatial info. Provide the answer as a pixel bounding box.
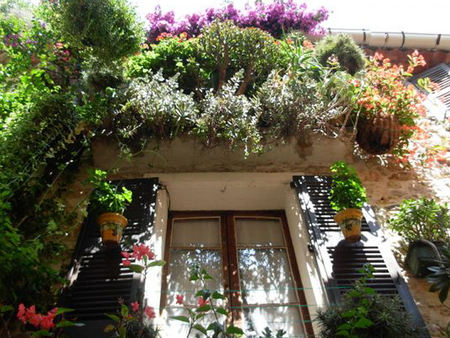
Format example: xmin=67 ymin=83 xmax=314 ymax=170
xmin=238 ymin=248 xmax=297 ymax=304
xmin=172 ymin=218 xmax=220 ymax=247
xmin=242 ymin=306 xmax=305 ymax=337
xmin=167 ymin=249 xmax=222 ymax=306
xmin=236 ymin=218 xmax=284 ymax=247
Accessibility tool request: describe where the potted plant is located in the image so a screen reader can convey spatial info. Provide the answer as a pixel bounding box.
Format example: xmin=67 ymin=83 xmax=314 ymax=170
xmin=388 ymin=198 xmax=450 ymax=277
xmin=351 ymin=50 xmax=427 ymax=155
xmin=329 ymin=161 xmax=367 ymax=242
xmin=316 ymin=264 xmax=420 ymax=337
xmin=88 ymin=169 xmax=133 ymax=246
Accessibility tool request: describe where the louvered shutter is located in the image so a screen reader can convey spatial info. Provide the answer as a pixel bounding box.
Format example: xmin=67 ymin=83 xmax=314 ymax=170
xmin=61 ymin=178 xmax=159 ymax=337
xmin=292 ymin=175 xmax=429 ymax=337
xmin=410 ymin=63 xmax=450 ymax=119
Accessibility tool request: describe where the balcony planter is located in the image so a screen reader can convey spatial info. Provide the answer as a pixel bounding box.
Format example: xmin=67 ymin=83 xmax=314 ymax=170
xmin=334 ymin=208 xmax=363 ymax=242
xmin=97 ymin=212 xmax=128 ymax=247
xmin=356 ymin=115 xmax=400 ymax=155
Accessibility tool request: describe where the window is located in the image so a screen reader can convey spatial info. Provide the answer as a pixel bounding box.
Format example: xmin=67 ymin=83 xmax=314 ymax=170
xmin=161 ymin=211 xmax=312 ymax=337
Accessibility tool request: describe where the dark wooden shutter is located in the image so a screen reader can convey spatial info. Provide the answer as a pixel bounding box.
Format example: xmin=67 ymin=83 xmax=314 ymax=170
xmin=61 ymin=178 xmax=159 ymax=337
xmin=292 ymin=175 xmax=429 ymax=337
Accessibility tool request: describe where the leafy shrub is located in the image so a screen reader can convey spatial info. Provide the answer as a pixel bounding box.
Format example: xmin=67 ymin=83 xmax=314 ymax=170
xmin=199 ymin=21 xmax=284 ymax=95
xmin=129 ymin=21 xmax=285 ymax=96
xmin=87 ymin=169 xmax=132 ymax=215
xmin=329 ymin=161 xmax=367 ymax=212
xmin=427 ymin=242 xmax=450 ymax=303
xmin=113 ymin=72 xmax=198 ymax=153
xmin=146 ymin=1 xmax=328 ymax=43
xmin=194 ymin=72 xmax=262 ymax=156
xmin=254 ymin=70 xmax=331 ymax=139
xmin=126 ymin=35 xmax=214 ymax=96
xmin=316 ymin=265 xmax=419 ymax=337
xmin=314 ymin=34 xmax=366 ymax=75
xmin=388 ymin=198 xmax=450 ymax=242
xmin=50 ymin=0 xmax=143 ymax=62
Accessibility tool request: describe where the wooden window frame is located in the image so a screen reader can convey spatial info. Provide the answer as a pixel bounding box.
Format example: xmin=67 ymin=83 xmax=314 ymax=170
xmin=161 ymin=210 xmax=314 ymax=336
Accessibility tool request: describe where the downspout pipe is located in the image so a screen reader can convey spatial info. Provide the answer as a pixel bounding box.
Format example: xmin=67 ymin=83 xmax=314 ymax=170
xmin=327 ymin=28 xmax=450 ymax=52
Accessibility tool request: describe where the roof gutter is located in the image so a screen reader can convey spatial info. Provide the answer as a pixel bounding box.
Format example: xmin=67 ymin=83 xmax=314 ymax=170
xmin=327 ymin=28 xmax=450 ymax=52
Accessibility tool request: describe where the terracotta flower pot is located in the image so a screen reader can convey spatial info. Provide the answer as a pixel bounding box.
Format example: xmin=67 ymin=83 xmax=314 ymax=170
xmin=334 ymin=208 xmax=363 ymax=242
xmin=97 ymin=212 xmax=128 ymax=246
xmin=356 ymin=115 xmax=400 ymax=155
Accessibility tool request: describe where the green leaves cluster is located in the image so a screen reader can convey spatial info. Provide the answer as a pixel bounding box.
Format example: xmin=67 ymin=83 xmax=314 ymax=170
xmin=87 ymin=169 xmax=132 ymax=214
xmin=171 ymin=266 xmax=244 ymax=337
xmin=388 ymin=198 xmax=450 ymax=242
xmin=427 ymin=242 xmax=450 ymax=303
xmin=316 ymin=264 xmax=419 ymax=337
xmin=329 ymin=161 xmax=367 ymax=212
xmin=314 ymin=34 xmax=366 ymax=75
xmin=49 ymin=0 xmax=143 ymax=63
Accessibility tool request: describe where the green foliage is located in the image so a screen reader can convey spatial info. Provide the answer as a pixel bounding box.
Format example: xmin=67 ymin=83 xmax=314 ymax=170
xmin=50 ymin=0 xmax=143 ymax=63
xmin=316 ymin=264 xmax=418 ymax=338
xmin=171 ymin=266 xmax=243 ymax=337
xmin=199 ymin=20 xmax=284 ymax=95
xmin=0 ymin=9 xmax=77 ymax=123
xmin=87 ymin=169 xmax=132 ymax=214
xmin=194 ymin=72 xmax=262 ymax=156
xmin=254 ymin=69 xmax=332 ymax=139
xmin=127 ymin=21 xmax=286 ymax=96
xmin=427 ymin=242 xmax=450 ymax=303
xmin=329 ymin=161 xmax=367 ymax=212
xmin=126 ymin=36 xmax=214 ymax=96
xmin=388 ymin=198 xmax=450 ymax=242
xmin=113 ymin=71 xmax=198 ymax=154
xmin=314 ymin=34 xmax=366 ymax=75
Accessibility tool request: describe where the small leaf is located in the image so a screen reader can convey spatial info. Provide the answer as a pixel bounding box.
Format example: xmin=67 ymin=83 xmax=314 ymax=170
xmin=0 ymin=305 xmax=13 ymax=313
xmin=170 ymin=315 xmax=190 ymax=323
xmin=105 ymin=313 xmax=120 ymax=322
xmin=55 ymin=307 xmax=74 ymax=315
xmin=212 ymin=291 xmax=226 ymax=300
xmin=216 ymin=307 xmax=228 ymax=316
xmin=56 ymin=319 xmax=77 ymax=328
xmin=120 ymin=304 xmax=129 ymax=317
xmin=196 ymin=305 xmax=211 ymax=312
xmin=226 ymin=326 xmax=244 ymax=335
xmin=354 ymin=317 xmax=373 ymax=328
xmin=104 ymin=324 xmax=115 ymax=333
xmin=193 ymin=323 xmax=207 ymax=335
xmin=147 ymin=260 xmax=165 ymax=267
xmin=129 ymin=264 xmax=145 ymax=273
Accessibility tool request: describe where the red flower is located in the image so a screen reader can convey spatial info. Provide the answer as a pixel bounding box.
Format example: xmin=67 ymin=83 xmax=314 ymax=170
xmin=176 ymin=295 xmax=184 ymax=305
xmin=197 ymin=297 xmax=209 ymax=307
xmin=17 ymin=304 xmax=26 ymax=324
xmin=144 ymin=306 xmax=155 ymax=319
xmin=132 ymin=244 xmax=155 ymax=261
xmin=131 ymin=301 xmax=140 ymax=312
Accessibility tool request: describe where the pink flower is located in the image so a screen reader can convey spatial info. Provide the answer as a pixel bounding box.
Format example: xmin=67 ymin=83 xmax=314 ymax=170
xmin=17 ymin=304 xmax=26 ymax=324
xmin=131 ymin=301 xmax=140 ymax=312
xmin=121 ymin=251 xmax=132 ymax=266
xmin=132 ymin=244 xmax=155 ymax=261
xmin=55 ymin=42 xmax=64 ymax=49
xmin=40 ymin=315 xmax=55 ymax=330
xmin=144 ymin=306 xmax=155 ymax=319
xmin=176 ymin=295 xmax=184 ymax=305
xmin=197 ymin=297 xmax=209 ymax=307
